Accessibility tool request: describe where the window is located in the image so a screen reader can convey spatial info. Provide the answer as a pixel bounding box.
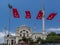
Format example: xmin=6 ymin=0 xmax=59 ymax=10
xmin=23 ymin=33 xmax=25 ymax=37
xmin=11 ymin=40 xmax=13 ymax=45
xmin=7 ymin=40 xmax=8 ymax=45
xmin=35 ymin=36 xmax=36 ymax=39
xmin=27 ymin=34 xmax=29 ymax=37
xmin=23 ymin=30 xmax=25 ymax=31
xmin=20 ymin=34 xmax=22 ymax=37
xmin=26 ymin=31 xmax=28 ymax=33
xmin=20 ymin=31 xmax=22 ymax=33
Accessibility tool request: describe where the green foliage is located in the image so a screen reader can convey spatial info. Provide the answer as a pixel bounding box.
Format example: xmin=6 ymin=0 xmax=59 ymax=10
xmin=22 ymin=37 xmax=28 ymax=43
xmin=28 ymin=38 xmax=34 ymax=43
xmin=47 ymin=32 xmax=56 ymax=36
xmin=36 ymin=37 xmax=42 ymax=43
xmin=5 ymin=44 xmax=8 ymax=45
xmin=22 ymin=32 xmax=60 ymax=44
xmin=22 ymin=37 xmax=34 ymax=43
xmin=46 ymin=32 xmax=60 ymax=43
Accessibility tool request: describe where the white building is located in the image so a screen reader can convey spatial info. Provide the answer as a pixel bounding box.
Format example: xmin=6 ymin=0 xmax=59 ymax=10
xmin=4 ymin=25 xmax=47 ymax=45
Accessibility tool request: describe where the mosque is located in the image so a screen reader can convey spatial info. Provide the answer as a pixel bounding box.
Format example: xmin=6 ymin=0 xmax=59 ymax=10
xmin=4 ymin=25 xmax=47 ymax=45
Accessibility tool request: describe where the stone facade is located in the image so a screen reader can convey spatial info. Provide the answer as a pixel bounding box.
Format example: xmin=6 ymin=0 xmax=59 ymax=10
xmin=4 ymin=25 xmax=47 ymax=45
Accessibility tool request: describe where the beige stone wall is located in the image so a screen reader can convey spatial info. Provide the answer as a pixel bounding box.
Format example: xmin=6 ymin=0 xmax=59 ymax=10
xmin=4 ymin=25 xmax=47 ymax=45
xmin=16 ymin=25 xmax=32 ymax=38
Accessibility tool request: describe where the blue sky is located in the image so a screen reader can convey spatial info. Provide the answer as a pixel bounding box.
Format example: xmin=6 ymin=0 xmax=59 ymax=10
xmin=0 ymin=0 xmax=60 ymax=43
xmin=0 ymin=0 xmax=60 ymax=33
xmin=0 ymin=0 xmax=60 ymax=42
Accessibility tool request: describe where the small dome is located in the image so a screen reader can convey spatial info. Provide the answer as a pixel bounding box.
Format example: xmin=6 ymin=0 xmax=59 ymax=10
xmin=16 ymin=25 xmax=32 ymax=32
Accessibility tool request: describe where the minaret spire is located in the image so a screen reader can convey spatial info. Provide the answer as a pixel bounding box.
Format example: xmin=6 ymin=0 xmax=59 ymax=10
xmin=42 ymin=3 xmax=45 ymax=34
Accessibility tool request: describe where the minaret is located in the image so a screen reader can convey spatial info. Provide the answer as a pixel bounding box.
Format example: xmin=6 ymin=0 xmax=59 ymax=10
xmin=42 ymin=4 xmax=45 ymax=34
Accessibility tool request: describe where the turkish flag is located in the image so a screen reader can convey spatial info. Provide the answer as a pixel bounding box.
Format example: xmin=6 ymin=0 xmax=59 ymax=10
xmin=12 ymin=8 xmax=20 ymax=18
xmin=47 ymin=13 xmax=56 ymax=20
xmin=25 ymin=11 xmax=31 ymax=19
xmin=36 ymin=10 xmax=43 ymax=19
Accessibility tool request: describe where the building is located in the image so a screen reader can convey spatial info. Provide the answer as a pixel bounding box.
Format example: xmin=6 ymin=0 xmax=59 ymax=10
xmin=4 ymin=25 xmax=47 ymax=45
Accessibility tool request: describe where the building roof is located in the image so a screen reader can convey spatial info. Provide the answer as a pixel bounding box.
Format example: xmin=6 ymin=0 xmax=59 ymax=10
xmin=16 ymin=25 xmax=32 ymax=32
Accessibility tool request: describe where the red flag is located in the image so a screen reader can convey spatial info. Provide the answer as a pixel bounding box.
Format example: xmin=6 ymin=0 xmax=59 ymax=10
xmin=12 ymin=8 xmax=20 ymax=18
xmin=25 ymin=11 xmax=31 ymax=19
xmin=47 ymin=13 xmax=56 ymax=20
xmin=36 ymin=10 xmax=43 ymax=19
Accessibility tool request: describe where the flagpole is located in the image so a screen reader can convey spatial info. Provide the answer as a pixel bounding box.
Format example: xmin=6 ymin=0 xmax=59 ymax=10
xmin=4 ymin=27 xmax=7 ymax=45
xmin=8 ymin=4 xmax=12 ymax=45
xmin=8 ymin=12 xmax=10 ymax=35
xmin=7 ymin=0 xmax=10 ymax=35
xmin=8 ymin=4 xmax=12 ymax=34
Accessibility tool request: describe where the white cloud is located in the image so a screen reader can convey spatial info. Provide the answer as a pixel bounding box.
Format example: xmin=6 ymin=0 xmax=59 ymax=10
xmin=10 ymin=32 xmax=16 ymax=36
xmin=0 ymin=32 xmax=5 ymax=43
xmin=46 ymin=28 xmax=60 ymax=33
xmin=46 ymin=28 xmax=60 ymax=31
xmin=0 ymin=32 xmax=15 ymax=43
xmin=0 ymin=32 xmax=5 ymax=37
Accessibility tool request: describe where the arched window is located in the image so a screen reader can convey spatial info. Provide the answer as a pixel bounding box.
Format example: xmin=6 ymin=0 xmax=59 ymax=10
xmin=20 ymin=31 xmax=22 ymax=33
xmin=27 ymin=34 xmax=29 ymax=37
xmin=11 ymin=40 xmax=13 ymax=45
xmin=7 ymin=40 xmax=8 ymax=45
xmin=26 ymin=31 xmax=28 ymax=33
xmin=23 ymin=30 xmax=25 ymax=31
xmin=23 ymin=33 xmax=25 ymax=37
xmin=35 ymin=36 xmax=36 ymax=39
xmin=20 ymin=34 xmax=22 ymax=37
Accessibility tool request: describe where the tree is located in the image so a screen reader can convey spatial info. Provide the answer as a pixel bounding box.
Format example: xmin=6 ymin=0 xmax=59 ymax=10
xmin=46 ymin=32 xmax=60 ymax=43
xmin=22 ymin=37 xmax=34 ymax=44
xmin=22 ymin=37 xmax=28 ymax=43
xmin=27 ymin=38 xmax=34 ymax=43
xmin=36 ymin=37 xmax=42 ymax=43
xmin=47 ymin=32 xmax=56 ymax=36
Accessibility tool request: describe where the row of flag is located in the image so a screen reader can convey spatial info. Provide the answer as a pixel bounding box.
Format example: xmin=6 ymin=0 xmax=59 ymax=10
xmin=8 ymin=4 xmax=57 ymax=20
xmin=12 ymin=8 xmax=56 ymax=20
